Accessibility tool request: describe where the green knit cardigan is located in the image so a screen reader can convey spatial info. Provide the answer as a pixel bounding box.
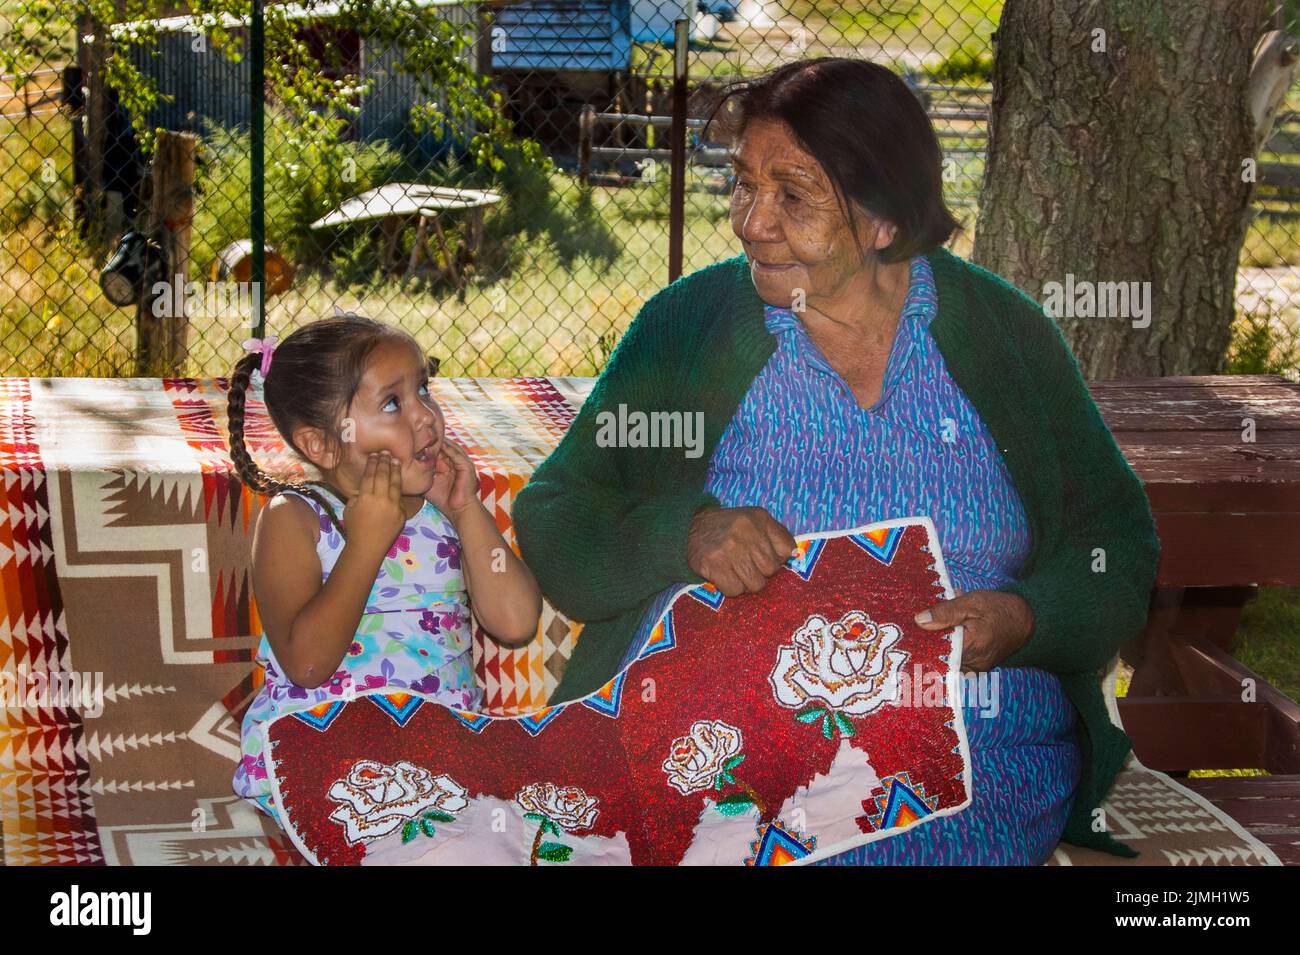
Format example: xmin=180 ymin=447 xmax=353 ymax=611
xmin=512 ymin=247 xmax=1161 ymax=858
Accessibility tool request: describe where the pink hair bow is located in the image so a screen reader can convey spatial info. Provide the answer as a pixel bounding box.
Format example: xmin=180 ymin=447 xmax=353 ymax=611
xmin=241 ymin=335 xmax=278 ymax=377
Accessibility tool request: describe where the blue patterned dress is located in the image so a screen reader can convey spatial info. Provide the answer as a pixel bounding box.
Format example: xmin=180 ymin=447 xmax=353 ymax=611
xmin=628 ymin=254 xmax=1081 ymax=864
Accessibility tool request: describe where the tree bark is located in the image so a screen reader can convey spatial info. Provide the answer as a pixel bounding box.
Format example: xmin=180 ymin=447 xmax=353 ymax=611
xmin=972 ymin=0 xmax=1270 ymax=378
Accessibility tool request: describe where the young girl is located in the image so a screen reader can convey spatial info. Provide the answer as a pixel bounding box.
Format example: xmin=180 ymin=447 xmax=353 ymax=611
xmin=227 ymin=314 xmax=541 ymax=826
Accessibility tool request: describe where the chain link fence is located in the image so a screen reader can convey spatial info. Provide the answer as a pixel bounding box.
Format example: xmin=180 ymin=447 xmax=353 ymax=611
xmin=2 ymin=0 xmax=1298 ymax=379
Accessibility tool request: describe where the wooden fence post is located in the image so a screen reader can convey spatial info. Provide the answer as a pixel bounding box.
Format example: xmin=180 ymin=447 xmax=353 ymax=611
xmin=138 ymin=130 xmax=196 ymax=376
xmin=82 ymin=13 xmax=109 ymax=248
xmin=62 ymin=64 xmax=89 ymax=238
xmin=579 ymin=104 xmax=594 ymax=186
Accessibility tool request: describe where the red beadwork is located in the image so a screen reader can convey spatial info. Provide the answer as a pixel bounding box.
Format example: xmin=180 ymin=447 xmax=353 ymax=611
xmin=268 ymin=523 xmax=966 ymax=865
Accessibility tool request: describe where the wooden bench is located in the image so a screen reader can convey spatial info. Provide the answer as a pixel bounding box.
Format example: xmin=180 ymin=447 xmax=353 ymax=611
xmin=1091 ymin=374 xmax=1300 ymax=864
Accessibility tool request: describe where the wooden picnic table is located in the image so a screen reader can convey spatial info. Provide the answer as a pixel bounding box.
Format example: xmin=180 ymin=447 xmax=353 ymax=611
xmin=310 ymin=183 xmax=502 ymax=286
xmin=1091 ymin=373 xmax=1300 ymax=864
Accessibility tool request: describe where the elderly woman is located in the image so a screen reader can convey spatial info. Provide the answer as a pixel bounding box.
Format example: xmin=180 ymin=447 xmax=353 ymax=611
xmin=513 ymin=58 xmax=1159 ymax=864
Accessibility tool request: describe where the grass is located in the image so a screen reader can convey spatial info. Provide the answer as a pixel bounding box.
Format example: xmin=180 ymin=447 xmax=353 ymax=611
xmin=1241 ymin=216 xmax=1300 ymax=268
xmin=0 ymin=96 xmax=996 ymax=377
xmin=0 ymin=106 xmax=746 ymax=376
xmin=1235 ymin=589 xmax=1300 ymax=705
xmin=0 ymin=112 xmax=136 ymax=375
xmin=2 ymin=104 xmax=1292 ymax=379
xmin=1114 ymin=589 xmax=1300 ymax=778
xmin=784 ymin=0 xmax=1003 ymax=57
xmin=630 ymin=0 xmax=1005 ymax=80
xmin=1186 ymin=590 xmax=1300 ymax=779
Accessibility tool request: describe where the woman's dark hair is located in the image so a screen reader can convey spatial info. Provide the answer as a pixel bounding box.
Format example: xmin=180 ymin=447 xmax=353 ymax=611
xmin=226 ymin=313 xmax=433 ymax=538
xmin=700 ymin=57 xmax=959 ymax=263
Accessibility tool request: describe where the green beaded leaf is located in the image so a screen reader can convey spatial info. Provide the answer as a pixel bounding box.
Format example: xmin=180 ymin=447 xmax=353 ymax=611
xmin=401 ymin=820 xmax=419 ymax=844
xmin=723 ymin=754 xmax=745 ymax=770
xmin=525 ymin=813 xmax=560 ymax=835
xmin=834 ymin=712 xmax=856 ymax=737
xmin=536 ymin=842 xmax=572 ymax=863
xmin=425 ymin=811 xmax=456 ymax=823
xmin=821 ymin=714 xmax=834 ymax=740
xmin=795 ymin=704 xmax=825 ymax=723
xmin=714 ymin=793 xmax=755 ymax=816
xmin=420 ymin=817 xmax=437 ymax=838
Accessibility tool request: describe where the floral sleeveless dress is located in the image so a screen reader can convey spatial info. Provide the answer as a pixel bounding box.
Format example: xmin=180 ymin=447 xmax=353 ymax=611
xmin=232 ymin=482 xmax=483 ymax=827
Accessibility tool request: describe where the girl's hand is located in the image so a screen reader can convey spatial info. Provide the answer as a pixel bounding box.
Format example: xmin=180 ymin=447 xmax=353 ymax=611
xmin=424 ymin=437 xmax=480 ymax=519
xmin=343 ymin=451 xmax=408 ymax=555
xmin=913 ymin=590 xmax=1034 ymax=672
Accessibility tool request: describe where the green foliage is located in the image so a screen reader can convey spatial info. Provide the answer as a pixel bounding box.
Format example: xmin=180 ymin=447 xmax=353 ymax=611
xmin=622 ymin=169 xmax=672 ymax=223
xmin=1 ymin=0 xmax=550 ymax=177
xmin=1 ymin=117 xmax=71 ymax=233
xmin=345 ymin=3 xmax=547 ymax=178
xmin=1226 ymin=309 xmax=1300 ymax=377
xmin=483 ymin=159 xmax=620 ymax=275
xmin=1281 ymin=0 xmax=1300 ymax=33
xmin=0 ymin=0 xmax=76 ymax=76
xmin=1233 ymin=588 xmax=1300 ymax=704
xmin=191 ymin=116 xmax=399 ymax=280
xmin=924 ymin=44 xmax=993 ymax=83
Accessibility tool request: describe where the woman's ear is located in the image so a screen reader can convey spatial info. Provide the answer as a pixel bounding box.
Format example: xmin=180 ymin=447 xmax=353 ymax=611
xmin=871 ymin=217 xmax=899 ymax=252
xmin=293 ymin=425 xmax=340 ymax=471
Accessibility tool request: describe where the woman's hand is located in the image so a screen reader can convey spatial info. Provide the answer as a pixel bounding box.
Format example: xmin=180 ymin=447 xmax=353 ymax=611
xmin=914 ymin=590 xmax=1034 ymax=672
xmin=686 ymin=506 xmax=798 ymax=597
xmin=343 ymin=451 xmax=408 ymax=555
xmin=423 ymin=437 xmax=480 ymax=520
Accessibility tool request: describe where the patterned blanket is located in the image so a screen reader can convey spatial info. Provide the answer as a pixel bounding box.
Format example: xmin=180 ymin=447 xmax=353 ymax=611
xmin=265 ymin=520 xmax=970 ymax=865
xmin=0 ymin=375 xmax=591 ymax=865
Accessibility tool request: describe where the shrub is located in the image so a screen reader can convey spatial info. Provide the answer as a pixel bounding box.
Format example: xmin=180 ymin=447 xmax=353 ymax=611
xmin=1226 ymin=308 xmax=1300 ymax=378
xmin=925 ymin=46 xmax=994 ymax=84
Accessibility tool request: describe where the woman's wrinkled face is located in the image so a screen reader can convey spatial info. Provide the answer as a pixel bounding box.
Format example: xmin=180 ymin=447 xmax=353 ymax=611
xmin=729 ymin=117 xmax=894 ymax=308
xmin=332 ymin=338 xmax=444 ymax=496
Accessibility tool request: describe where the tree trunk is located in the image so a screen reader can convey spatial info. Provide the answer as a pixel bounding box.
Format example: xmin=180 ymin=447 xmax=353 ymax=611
xmin=972 ymin=0 xmax=1270 ymax=378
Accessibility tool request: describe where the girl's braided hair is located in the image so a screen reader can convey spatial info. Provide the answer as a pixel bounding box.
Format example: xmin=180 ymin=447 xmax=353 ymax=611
xmin=226 ymin=312 xmax=432 ymax=539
